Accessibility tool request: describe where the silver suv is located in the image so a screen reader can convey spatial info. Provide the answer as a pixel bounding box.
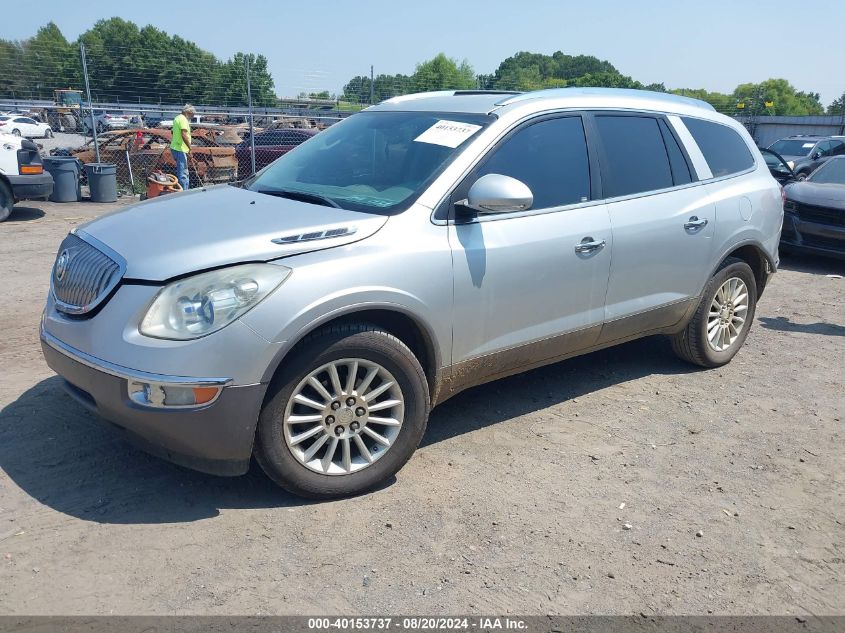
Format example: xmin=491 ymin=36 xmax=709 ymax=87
xmin=41 ymin=89 xmax=783 ymax=498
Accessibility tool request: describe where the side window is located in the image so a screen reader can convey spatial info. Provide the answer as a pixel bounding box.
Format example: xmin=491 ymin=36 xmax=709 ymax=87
xmin=816 ymin=141 xmax=834 ymax=157
xmin=680 ymin=117 xmax=755 ymax=178
xmin=594 ymin=115 xmax=673 ymax=197
xmin=474 ymin=116 xmax=590 ymax=209
xmin=831 ymin=141 xmax=845 ymax=156
xmin=658 ymin=119 xmax=693 ymax=185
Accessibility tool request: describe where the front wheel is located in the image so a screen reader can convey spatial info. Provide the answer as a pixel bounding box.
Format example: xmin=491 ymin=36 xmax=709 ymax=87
xmin=255 ymin=323 xmax=430 ymax=498
xmin=671 ymin=258 xmax=757 ymax=368
xmin=11 ymin=129 xmax=20 ymax=137
xmin=0 ymin=180 xmax=13 ymax=222
xmin=44 ymin=128 xmax=53 ymax=138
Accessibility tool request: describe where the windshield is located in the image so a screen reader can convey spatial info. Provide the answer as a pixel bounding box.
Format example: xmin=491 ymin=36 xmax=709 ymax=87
xmin=769 ymin=139 xmax=817 ymax=157
xmin=807 ymin=158 xmax=845 ymax=185
xmin=246 ymin=111 xmax=493 ymax=213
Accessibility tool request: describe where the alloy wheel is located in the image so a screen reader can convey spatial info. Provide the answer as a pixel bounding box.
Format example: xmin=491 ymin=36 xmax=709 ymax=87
xmin=283 ymin=358 xmax=405 ymax=475
xmin=707 ymin=277 xmax=749 ymax=352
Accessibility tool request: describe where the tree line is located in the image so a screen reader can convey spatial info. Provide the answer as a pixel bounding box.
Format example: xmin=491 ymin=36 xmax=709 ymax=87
xmin=342 ymin=52 xmax=843 ymax=117
xmin=0 ymin=19 xmax=276 ymax=107
xmin=2 ymin=20 xmax=843 ymax=116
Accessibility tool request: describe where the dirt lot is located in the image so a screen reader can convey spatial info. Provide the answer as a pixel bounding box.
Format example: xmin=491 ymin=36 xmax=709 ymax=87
xmin=0 ymin=199 xmax=843 ymax=616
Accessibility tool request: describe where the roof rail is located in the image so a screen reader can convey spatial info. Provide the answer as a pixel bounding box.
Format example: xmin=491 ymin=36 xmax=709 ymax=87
xmin=494 ymin=87 xmax=715 ymax=111
xmin=380 ymin=91 xmax=456 ymax=105
xmin=452 ymin=90 xmax=523 ymax=96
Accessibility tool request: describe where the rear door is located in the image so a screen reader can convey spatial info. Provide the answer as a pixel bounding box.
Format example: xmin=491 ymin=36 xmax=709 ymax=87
xmin=590 ymin=112 xmax=715 ymax=342
xmin=449 ymin=114 xmax=612 ymax=368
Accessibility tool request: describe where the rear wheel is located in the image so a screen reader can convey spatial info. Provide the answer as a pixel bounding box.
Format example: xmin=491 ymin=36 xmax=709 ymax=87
xmin=255 ymin=323 xmax=429 ymax=499
xmin=44 ymin=128 xmax=53 ymax=138
xmin=11 ymin=129 xmax=20 ymax=137
xmin=671 ymin=258 xmax=757 ymax=367
xmin=0 ymin=180 xmax=13 ymax=222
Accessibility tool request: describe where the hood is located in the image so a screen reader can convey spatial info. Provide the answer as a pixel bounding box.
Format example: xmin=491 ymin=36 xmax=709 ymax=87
xmin=785 ymin=181 xmax=845 ymax=212
xmin=79 ymin=185 xmax=388 ymax=281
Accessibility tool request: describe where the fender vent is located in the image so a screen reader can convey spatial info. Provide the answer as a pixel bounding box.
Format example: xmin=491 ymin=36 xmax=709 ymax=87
xmin=272 ymin=226 xmax=357 ymax=245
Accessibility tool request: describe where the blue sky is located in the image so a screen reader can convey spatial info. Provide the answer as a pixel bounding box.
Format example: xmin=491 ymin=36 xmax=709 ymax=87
xmin=2 ymin=0 xmax=844 ymax=106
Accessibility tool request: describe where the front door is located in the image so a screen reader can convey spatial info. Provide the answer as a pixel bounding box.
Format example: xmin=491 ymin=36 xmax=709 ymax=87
xmin=449 ymin=114 xmax=612 ymax=378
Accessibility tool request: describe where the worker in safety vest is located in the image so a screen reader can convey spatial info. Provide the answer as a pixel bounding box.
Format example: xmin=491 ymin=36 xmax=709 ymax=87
xmin=170 ymin=104 xmax=194 ymax=190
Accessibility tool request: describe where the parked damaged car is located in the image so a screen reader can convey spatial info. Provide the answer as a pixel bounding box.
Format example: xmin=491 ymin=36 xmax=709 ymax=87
xmin=40 ymin=89 xmax=782 ymax=499
xmin=55 ymin=129 xmax=238 ymax=184
xmin=781 ymin=155 xmax=845 ymax=258
xmin=235 ymin=128 xmax=318 ymax=175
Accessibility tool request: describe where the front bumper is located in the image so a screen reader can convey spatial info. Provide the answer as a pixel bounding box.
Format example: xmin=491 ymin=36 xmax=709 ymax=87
xmin=8 ymin=173 xmax=54 ymax=201
xmin=41 ymin=329 xmax=266 ymax=476
xmin=781 ymin=211 xmax=845 ymax=259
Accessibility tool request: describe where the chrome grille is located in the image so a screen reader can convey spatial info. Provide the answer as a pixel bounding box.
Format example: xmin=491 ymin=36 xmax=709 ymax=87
xmin=51 ymin=233 xmax=124 ymax=316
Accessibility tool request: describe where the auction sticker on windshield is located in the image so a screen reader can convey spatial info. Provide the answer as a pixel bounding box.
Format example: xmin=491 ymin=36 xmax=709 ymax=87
xmin=414 ymin=120 xmax=482 ymax=148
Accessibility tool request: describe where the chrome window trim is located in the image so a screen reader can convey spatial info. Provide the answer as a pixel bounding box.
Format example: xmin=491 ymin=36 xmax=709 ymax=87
xmin=41 ymin=328 xmax=234 ymax=387
xmin=430 ymin=107 xmax=730 ymax=226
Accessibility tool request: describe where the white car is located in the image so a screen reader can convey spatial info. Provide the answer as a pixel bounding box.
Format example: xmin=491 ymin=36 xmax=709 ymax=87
xmin=0 ymin=132 xmax=54 ymax=221
xmin=0 ymin=115 xmax=53 ymax=138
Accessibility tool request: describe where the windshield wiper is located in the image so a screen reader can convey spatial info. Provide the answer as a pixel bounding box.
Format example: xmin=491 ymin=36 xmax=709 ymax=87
xmin=256 ymin=188 xmax=341 ymax=209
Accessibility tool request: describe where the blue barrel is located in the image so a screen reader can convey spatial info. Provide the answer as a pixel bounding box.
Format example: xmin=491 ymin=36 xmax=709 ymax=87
xmin=84 ymin=163 xmax=118 ymax=203
xmin=43 ymin=157 xmax=81 ymax=202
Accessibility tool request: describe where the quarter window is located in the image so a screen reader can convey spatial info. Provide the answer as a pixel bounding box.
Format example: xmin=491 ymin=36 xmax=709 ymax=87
xmin=594 ymin=115 xmax=674 ymax=197
xmin=473 ymin=116 xmax=591 ymax=209
xmin=658 ymin=119 xmax=693 ymax=186
xmin=681 ymin=117 xmax=755 ymax=177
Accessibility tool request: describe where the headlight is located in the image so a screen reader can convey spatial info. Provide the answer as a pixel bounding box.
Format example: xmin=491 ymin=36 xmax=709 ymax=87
xmin=139 ymin=263 xmax=291 ymax=340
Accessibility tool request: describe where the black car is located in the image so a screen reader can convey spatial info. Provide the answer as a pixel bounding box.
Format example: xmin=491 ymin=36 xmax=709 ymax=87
xmin=781 ymin=156 xmax=845 ymax=258
xmin=768 ymin=135 xmax=845 ymax=180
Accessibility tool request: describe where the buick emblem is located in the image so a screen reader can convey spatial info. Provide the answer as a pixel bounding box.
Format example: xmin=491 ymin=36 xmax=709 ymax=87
xmin=55 ymin=250 xmax=70 ymax=283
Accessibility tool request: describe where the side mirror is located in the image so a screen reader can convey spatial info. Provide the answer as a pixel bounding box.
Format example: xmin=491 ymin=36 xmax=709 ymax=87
xmin=811 ymin=152 xmax=822 ymax=160
xmin=460 ymin=173 xmax=533 ymax=214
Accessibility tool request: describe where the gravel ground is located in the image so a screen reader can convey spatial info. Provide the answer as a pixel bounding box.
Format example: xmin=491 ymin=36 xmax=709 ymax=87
xmin=0 ymin=199 xmax=843 ymax=616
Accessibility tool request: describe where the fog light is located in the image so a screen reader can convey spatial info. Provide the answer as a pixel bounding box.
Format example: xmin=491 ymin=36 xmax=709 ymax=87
xmin=128 ymin=380 xmax=222 ymax=409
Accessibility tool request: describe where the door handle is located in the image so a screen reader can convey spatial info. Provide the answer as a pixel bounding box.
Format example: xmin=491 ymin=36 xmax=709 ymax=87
xmin=684 ymin=216 xmax=708 ymax=230
xmin=574 ymin=237 xmax=606 ymax=253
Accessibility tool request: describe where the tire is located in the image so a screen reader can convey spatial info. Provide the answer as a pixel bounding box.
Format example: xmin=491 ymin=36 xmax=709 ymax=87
xmin=44 ymin=128 xmax=53 ymax=139
xmin=0 ymin=180 xmax=13 ymax=222
xmin=255 ymin=323 xmax=430 ymax=499
xmin=796 ymin=171 xmax=809 ymax=181
xmin=671 ymin=257 xmax=757 ymax=368
xmin=11 ymin=129 xmax=20 ymax=137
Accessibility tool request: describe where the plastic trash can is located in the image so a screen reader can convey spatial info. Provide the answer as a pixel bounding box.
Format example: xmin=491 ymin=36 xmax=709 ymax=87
xmin=84 ymin=163 xmax=118 ymax=203
xmin=43 ymin=157 xmax=81 ymax=202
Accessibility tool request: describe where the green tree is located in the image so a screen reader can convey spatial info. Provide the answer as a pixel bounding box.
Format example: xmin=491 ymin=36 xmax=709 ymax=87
xmin=342 ymin=73 xmax=412 ymax=104
xmin=826 ymin=91 xmax=845 ymax=115
xmin=568 ymin=71 xmax=643 ymax=89
xmin=670 ymin=88 xmax=735 ymax=113
xmin=732 ymin=79 xmax=824 ymax=116
xmin=410 ymin=53 xmax=475 ymax=92
xmin=491 ymin=51 xmax=618 ymax=90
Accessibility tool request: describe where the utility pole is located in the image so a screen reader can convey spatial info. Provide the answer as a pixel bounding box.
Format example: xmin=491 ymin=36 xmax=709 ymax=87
xmin=370 ymin=65 xmax=375 ymax=105
xmin=80 ymin=43 xmax=100 ymax=163
xmin=246 ymin=55 xmax=256 ymax=177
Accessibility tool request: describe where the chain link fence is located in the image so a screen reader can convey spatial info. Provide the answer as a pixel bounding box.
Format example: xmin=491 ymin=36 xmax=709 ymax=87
xmin=3 ymin=36 xmax=843 ymax=196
